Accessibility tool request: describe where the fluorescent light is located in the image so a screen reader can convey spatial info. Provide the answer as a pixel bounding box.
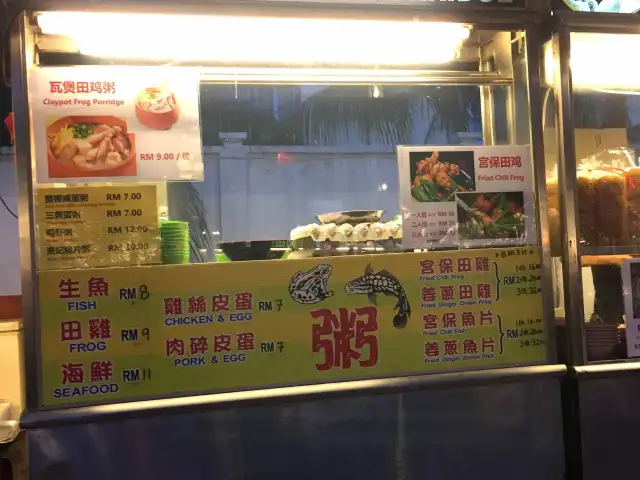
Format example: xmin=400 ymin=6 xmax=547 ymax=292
xmin=37 ymin=12 xmax=470 ymax=65
xmin=570 ymin=32 xmax=640 ymax=91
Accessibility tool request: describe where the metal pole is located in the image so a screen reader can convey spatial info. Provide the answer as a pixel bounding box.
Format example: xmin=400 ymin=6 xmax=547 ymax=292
xmin=480 ymin=61 xmax=496 ymax=145
xmin=524 ymin=27 xmax=557 ymax=365
xmin=10 ymin=12 xmax=42 ymax=411
xmin=553 ymin=27 xmax=586 ymax=366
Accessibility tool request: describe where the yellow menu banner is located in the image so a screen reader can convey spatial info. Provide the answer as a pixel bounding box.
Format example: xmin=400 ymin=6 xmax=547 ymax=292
xmin=38 ymin=247 xmax=546 ymax=407
xmin=36 ymin=185 xmax=160 ymax=270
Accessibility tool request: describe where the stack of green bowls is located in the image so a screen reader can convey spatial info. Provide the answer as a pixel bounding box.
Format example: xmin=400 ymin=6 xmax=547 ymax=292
xmin=160 ymin=221 xmax=190 ymax=264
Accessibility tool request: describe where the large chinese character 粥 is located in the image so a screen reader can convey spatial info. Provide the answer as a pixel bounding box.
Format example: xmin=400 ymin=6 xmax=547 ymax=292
xmin=311 ymin=307 xmax=378 ymax=371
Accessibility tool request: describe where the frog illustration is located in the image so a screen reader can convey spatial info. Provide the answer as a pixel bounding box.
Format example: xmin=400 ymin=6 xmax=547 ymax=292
xmin=288 ymin=264 xmax=334 ymax=304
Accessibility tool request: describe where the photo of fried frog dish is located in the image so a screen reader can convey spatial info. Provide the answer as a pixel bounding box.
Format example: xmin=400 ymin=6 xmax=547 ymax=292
xmin=411 ymin=151 xmax=473 ymax=202
xmin=457 ymin=192 xmax=525 ymax=240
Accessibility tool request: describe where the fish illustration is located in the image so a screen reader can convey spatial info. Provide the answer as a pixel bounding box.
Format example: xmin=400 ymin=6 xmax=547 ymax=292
xmin=345 ymin=263 xmax=411 ymax=328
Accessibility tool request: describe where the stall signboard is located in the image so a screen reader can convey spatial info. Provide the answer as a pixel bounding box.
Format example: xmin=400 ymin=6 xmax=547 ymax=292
xmin=398 ymin=145 xmax=535 ymax=249
xmin=622 ymin=258 xmax=640 ymax=357
xmin=36 ymin=185 xmax=160 ymax=270
xmin=39 ymin=247 xmax=545 ymax=407
xmin=30 ymin=67 xmax=203 ymax=183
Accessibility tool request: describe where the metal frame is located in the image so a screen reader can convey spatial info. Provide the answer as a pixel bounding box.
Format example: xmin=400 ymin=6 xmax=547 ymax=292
xmin=551 ymin=11 xmax=640 ymax=368
xmin=11 ymin=3 xmax=557 ymax=415
xmin=21 ymin=364 xmax=566 ymax=429
xmin=10 ymin=12 xmax=41 ymax=413
xmin=525 ymin=26 xmax=558 ymax=366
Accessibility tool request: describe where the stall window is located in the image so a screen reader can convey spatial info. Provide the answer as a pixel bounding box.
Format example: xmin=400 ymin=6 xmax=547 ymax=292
xmin=25 ymin=12 xmax=551 ymax=408
xmin=549 ymin=32 xmax=640 ymax=362
xmin=187 ymin=84 xmax=483 ymax=258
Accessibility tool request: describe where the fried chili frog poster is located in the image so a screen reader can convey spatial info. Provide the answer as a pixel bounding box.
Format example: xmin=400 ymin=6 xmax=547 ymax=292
xmin=398 ymin=145 xmax=535 ymax=249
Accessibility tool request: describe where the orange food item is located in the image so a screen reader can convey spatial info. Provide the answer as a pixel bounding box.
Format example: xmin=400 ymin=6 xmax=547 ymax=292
xmin=135 ymin=87 xmax=180 ymax=131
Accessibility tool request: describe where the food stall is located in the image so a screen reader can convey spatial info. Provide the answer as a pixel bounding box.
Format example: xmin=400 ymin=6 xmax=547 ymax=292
xmin=7 ymin=1 xmax=566 ymax=478
xmin=544 ymin=1 xmax=640 ymax=478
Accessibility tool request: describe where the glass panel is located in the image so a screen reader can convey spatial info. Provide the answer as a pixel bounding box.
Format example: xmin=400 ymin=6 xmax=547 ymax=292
xmin=185 ymin=84 xmax=485 ymax=260
xmin=540 ymin=39 xmax=565 ymax=363
xmin=568 ymin=32 xmax=640 ymax=362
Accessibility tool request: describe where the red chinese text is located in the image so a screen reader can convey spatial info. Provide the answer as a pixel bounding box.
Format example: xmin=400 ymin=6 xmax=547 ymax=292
xmin=463 ymin=339 xmax=478 ymax=355
xmin=421 ymin=286 xmax=436 ymax=302
xmin=164 ymin=297 xmax=184 ymax=316
xmin=166 ymin=338 xmax=185 ymax=356
xmin=420 ymin=260 xmax=434 ymax=274
xmin=59 ymin=278 xmax=81 ymax=299
xmin=459 ymin=284 xmax=473 ymax=300
xmin=61 ymin=363 xmax=84 ymax=384
xmin=190 ymin=336 xmax=209 ymax=354
xmin=88 ymin=317 xmax=111 ymax=340
xmin=188 ymin=296 xmax=207 ymax=314
xmin=480 ymin=310 xmax=494 ymax=326
xmin=90 ymin=360 xmax=113 ymax=382
xmin=439 ymin=258 xmax=454 ymax=274
xmin=440 ymin=285 xmax=454 ymax=301
xmin=213 ymin=334 xmax=232 ymax=352
xmin=478 ymin=156 xmax=522 ymax=169
xmin=482 ymin=337 xmax=496 ymax=354
xmin=424 ymin=342 xmax=440 ymax=357
xmin=234 ymin=292 xmax=253 ymax=311
xmin=475 ymin=256 xmax=490 ymax=272
xmin=457 ymin=258 xmax=472 ymax=272
xmin=443 ymin=339 xmax=458 ymax=356
xmin=311 ymin=306 xmax=378 ymax=371
xmin=442 ymin=312 xmax=456 ymax=328
xmin=61 ymin=320 xmax=82 ymax=341
xmin=477 ymin=283 xmax=492 ymax=299
xmin=49 ymin=81 xmax=116 ymax=94
xmin=88 ymin=277 xmax=109 ymax=297
xmin=237 ymin=332 xmax=255 ymax=351
xmin=212 ymin=294 xmax=230 ymax=312
xmin=423 ymin=314 xmax=438 ymax=330
xmin=462 ymin=312 xmax=476 ymax=327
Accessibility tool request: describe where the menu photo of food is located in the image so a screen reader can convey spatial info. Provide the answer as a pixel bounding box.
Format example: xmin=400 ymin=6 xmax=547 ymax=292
xmin=46 ymin=116 xmax=137 ymax=178
xmin=409 ymin=150 xmax=475 ymax=203
xmin=456 ymin=191 xmax=526 ymax=241
xmin=135 ymin=86 xmax=180 ymax=131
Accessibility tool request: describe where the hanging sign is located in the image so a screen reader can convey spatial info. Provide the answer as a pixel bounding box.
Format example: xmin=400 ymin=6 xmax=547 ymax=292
xmin=30 ymin=67 xmax=203 ymax=183
xmin=398 ymin=145 xmax=535 ymax=249
xmin=38 ymin=247 xmax=546 ymax=407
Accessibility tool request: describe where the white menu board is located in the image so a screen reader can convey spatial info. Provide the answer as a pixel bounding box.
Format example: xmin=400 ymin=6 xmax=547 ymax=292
xmin=398 ymin=145 xmax=535 ymax=248
xmin=30 ymin=67 xmax=203 ymax=183
xmin=622 ymin=259 xmax=640 ymax=357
